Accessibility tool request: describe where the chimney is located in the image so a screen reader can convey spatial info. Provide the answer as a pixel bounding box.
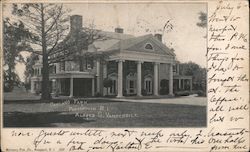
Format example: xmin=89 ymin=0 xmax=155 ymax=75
xmin=154 ymin=33 xmax=162 ymax=42
xmin=70 ymin=15 xmax=83 ymax=32
xmin=115 ymin=27 xmax=124 ymax=33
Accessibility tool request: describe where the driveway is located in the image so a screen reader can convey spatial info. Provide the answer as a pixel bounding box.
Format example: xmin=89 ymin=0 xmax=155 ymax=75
xmin=109 ymin=94 xmax=207 ymax=106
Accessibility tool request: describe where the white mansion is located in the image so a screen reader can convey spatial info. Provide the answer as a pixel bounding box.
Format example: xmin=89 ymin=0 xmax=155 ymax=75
xmin=30 ymin=15 xmax=192 ymax=97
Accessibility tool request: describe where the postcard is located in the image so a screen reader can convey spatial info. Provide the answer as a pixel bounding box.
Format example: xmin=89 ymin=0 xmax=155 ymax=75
xmin=1 ymin=0 xmax=249 ymax=151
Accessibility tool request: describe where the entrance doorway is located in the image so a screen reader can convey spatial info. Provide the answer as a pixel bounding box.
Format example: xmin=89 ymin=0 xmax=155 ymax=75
xmin=144 ymin=76 xmax=153 ymax=95
xmin=126 ymin=73 xmax=137 ymax=95
xmin=73 ymin=78 xmax=92 ymax=97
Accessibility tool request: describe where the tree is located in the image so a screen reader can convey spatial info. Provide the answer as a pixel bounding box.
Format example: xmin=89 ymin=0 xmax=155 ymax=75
xmin=12 ymin=4 xmax=70 ymax=99
xmin=196 ymin=11 xmax=207 ymax=28
xmin=3 ymin=18 xmax=31 ymax=92
xmin=180 ymin=62 xmax=207 ymax=94
xmin=24 ymin=53 xmax=39 ymax=89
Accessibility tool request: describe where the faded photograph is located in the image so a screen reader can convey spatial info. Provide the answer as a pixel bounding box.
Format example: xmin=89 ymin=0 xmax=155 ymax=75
xmin=3 ymin=3 xmax=207 ymax=127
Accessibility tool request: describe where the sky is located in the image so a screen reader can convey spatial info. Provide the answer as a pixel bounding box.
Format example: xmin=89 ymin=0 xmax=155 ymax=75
xmin=3 ymin=3 xmax=207 ymax=81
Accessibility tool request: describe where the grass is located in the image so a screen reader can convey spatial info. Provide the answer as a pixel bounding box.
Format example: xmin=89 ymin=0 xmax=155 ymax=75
xmin=3 ymin=99 xmax=206 ymax=128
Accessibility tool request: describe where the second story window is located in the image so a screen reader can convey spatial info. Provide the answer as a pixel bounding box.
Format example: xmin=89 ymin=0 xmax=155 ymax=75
xmin=86 ymin=58 xmax=94 ymax=70
xmin=173 ymin=65 xmax=176 ymax=72
xmin=60 ymin=61 xmax=65 ymax=71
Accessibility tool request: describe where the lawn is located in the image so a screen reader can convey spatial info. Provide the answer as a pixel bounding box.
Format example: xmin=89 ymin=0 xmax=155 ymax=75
xmin=3 ymin=98 xmax=206 ymax=127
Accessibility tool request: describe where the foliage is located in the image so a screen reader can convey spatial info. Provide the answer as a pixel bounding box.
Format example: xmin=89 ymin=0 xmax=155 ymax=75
xmin=179 ymin=62 xmax=207 ymax=94
xmin=174 ymin=91 xmax=190 ymax=96
xmin=103 ymin=78 xmax=112 ymax=88
xmin=12 ymin=4 xmax=106 ymax=99
xmin=159 ymin=79 xmax=168 ymax=95
xmin=3 ymin=18 xmax=32 ymax=92
xmin=196 ymin=11 xmax=207 ymax=28
xmin=12 ymin=3 xmax=70 ymax=99
xmin=24 ymin=53 xmax=39 ymax=83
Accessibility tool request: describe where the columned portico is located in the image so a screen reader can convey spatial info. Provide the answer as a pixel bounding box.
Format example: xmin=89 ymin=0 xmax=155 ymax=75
xmin=69 ymin=76 xmax=74 ymax=97
xmin=137 ymin=61 xmax=142 ymax=96
xmin=154 ymin=62 xmax=159 ymax=96
xmin=169 ymin=63 xmax=174 ymax=96
xmin=117 ymin=60 xmax=124 ymax=97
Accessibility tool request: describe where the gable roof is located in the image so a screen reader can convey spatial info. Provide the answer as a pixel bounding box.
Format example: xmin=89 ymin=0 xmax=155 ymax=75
xmin=103 ymin=34 xmax=175 ymax=57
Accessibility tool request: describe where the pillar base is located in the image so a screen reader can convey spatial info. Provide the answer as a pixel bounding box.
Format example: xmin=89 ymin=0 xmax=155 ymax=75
xmin=116 ymin=95 xmax=124 ymax=98
xmin=168 ymin=93 xmax=174 ymax=97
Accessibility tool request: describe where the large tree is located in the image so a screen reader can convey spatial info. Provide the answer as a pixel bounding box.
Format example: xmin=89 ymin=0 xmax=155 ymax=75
xmin=13 ymin=4 xmax=106 ymax=99
xmin=196 ymin=11 xmax=207 ymax=28
xmin=3 ymin=18 xmax=31 ymax=92
xmin=12 ymin=4 xmax=70 ymax=99
xmin=180 ymin=62 xmax=207 ymax=93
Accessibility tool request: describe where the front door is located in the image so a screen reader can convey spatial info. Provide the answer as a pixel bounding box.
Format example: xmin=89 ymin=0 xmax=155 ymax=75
xmin=109 ymin=79 xmax=117 ymax=95
xmin=73 ymin=78 xmax=92 ymax=97
xmin=144 ymin=78 xmax=152 ymax=95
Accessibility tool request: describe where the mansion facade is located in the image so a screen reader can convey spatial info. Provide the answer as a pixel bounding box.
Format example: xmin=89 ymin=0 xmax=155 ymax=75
xmin=30 ymin=15 xmax=192 ymax=97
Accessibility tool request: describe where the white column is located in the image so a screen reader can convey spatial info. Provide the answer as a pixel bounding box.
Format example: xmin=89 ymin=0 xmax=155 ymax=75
xmin=182 ymin=79 xmax=185 ymax=89
xmin=69 ymin=76 xmax=74 ymax=97
xmin=103 ymin=63 xmax=107 ymax=78
xmin=117 ymin=60 xmax=123 ymax=98
xmin=103 ymin=63 xmax=108 ymax=96
xmin=96 ymin=59 xmax=100 ymax=93
xmin=137 ymin=61 xmax=142 ymax=96
xmin=57 ymin=79 xmax=61 ymax=94
xmin=154 ymin=62 xmax=159 ymax=96
xmin=55 ymin=63 xmax=60 ymax=73
xmin=169 ymin=63 xmax=174 ymax=96
xmin=190 ymin=79 xmax=192 ymax=91
xmin=92 ymin=78 xmax=95 ymax=96
xmin=30 ymin=80 xmax=35 ymax=93
xmin=52 ymin=79 xmax=56 ymax=93
xmin=179 ymin=79 xmax=181 ymax=90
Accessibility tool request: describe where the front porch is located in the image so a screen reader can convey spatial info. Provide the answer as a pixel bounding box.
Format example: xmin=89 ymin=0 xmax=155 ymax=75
xmin=103 ymin=60 xmax=174 ymax=98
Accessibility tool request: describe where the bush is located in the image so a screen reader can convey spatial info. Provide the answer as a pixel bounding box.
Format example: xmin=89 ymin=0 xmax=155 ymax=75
xmin=159 ymin=88 xmax=168 ymax=95
xmin=95 ymin=92 xmax=102 ymax=97
xmin=141 ymin=89 xmax=147 ymax=96
xmin=197 ymin=90 xmax=206 ymax=97
xmin=103 ymin=78 xmax=112 ymax=88
xmin=174 ymin=91 xmax=190 ymax=96
xmin=35 ymin=90 xmax=40 ymax=95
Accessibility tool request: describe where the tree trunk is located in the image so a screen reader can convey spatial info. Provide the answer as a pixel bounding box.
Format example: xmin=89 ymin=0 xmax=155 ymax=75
xmin=41 ymin=4 xmax=51 ymax=100
xmin=41 ymin=54 xmax=51 ymax=100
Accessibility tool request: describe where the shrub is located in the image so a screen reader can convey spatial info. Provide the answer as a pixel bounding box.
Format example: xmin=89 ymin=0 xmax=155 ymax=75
xmin=174 ymin=91 xmax=190 ymax=96
xmin=95 ymin=92 xmax=102 ymax=97
xmin=197 ymin=90 xmax=206 ymax=97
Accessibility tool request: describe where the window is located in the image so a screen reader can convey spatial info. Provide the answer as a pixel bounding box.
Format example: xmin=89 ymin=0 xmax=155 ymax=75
xmin=173 ymin=65 xmax=176 ymax=72
xmin=126 ymin=73 xmax=137 ymax=94
xmin=145 ymin=80 xmax=152 ymax=93
xmin=108 ymin=73 xmax=118 ymax=95
xmin=145 ymin=43 xmax=153 ymax=50
xmin=86 ymin=58 xmax=94 ymax=70
xmin=60 ymin=62 xmax=65 ymax=71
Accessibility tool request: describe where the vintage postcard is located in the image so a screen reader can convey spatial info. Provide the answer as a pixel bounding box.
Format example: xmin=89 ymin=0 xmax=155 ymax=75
xmin=1 ymin=0 xmax=249 ymax=152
